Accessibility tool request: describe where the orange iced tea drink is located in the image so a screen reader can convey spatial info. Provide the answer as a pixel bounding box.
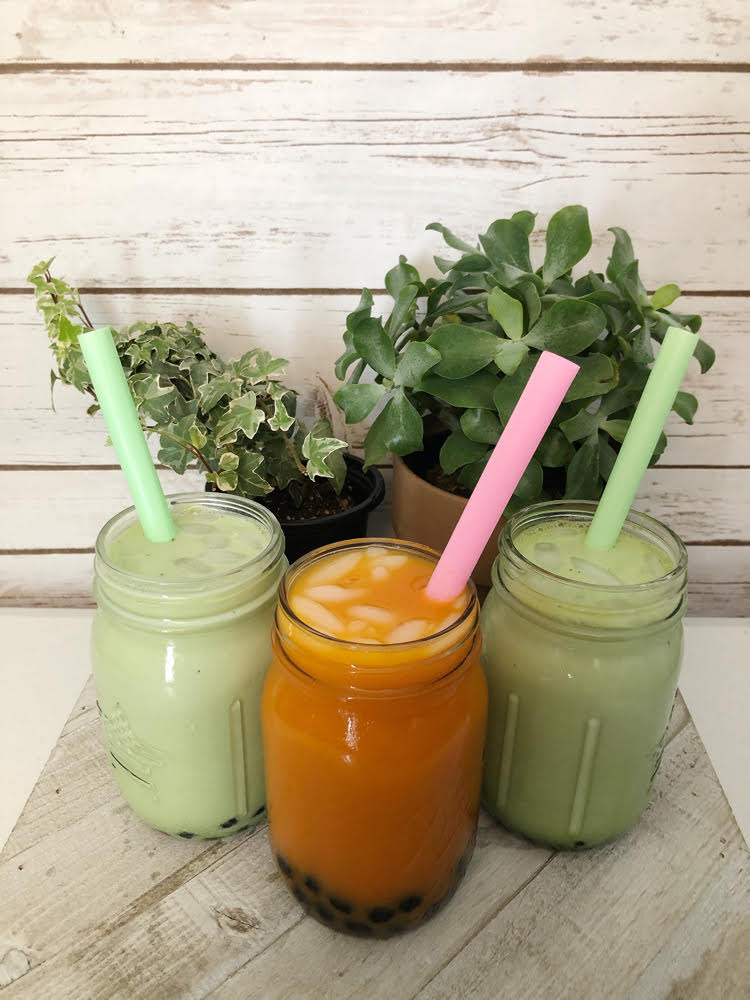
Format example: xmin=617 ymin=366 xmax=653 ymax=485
xmin=262 ymin=539 xmax=487 ymax=937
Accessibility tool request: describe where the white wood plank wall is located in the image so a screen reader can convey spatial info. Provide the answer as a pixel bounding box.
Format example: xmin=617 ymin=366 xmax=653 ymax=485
xmin=1 ymin=2 xmax=748 ymax=615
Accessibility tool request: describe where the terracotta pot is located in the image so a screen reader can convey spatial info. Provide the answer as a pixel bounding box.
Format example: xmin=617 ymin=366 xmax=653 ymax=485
xmin=391 ymin=454 xmax=504 ymax=597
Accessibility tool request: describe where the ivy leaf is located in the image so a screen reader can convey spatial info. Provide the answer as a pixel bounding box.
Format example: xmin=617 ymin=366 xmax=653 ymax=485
xmin=385 ymin=255 xmax=420 ymax=300
xmin=302 ymin=425 xmax=348 ymax=482
xmin=439 ymin=429 xmax=489 ymax=474
xmin=564 ymin=434 xmax=601 ymax=499
xmin=425 ymin=222 xmax=477 ymax=254
xmin=214 ymin=391 xmax=265 ymax=446
xmin=266 ymin=383 xmax=296 ymax=432
xmin=363 ymin=387 xmax=423 ymax=467
xmin=236 ymin=451 xmax=270 ymax=496
xmin=673 ymin=390 xmax=698 ymax=424
xmin=353 ymin=317 xmax=396 ymax=378
xmin=334 ymin=382 xmax=388 ymax=423
xmin=154 ymin=411 xmax=200 ymax=475
xmin=479 ymin=219 xmax=532 ymax=284
xmin=419 ymin=371 xmax=498 ymax=410
xmin=57 ymin=312 xmax=81 ymax=345
xmin=563 ymin=354 xmax=618 ymax=402
xmin=132 ymin=375 xmax=177 ymax=423
xmin=651 ymin=283 xmax=681 ymax=309
xmin=542 ymin=205 xmax=592 ymax=285
xmin=460 ymin=408 xmax=502 ymax=445
xmin=488 ymin=286 xmax=524 ymax=340
xmin=393 ymin=341 xmax=440 ymax=388
xmin=219 ymin=451 xmax=239 ymax=472
xmin=230 ymin=349 xmax=288 ymax=384
xmin=197 ymin=372 xmax=243 ymax=412
xmin=494 ymin=340 xmax=529 ymax=376
xmin=427 ymin=325 xmax=498 ymax=379
xmin=523 ymin=300 xmax=606 ymax=356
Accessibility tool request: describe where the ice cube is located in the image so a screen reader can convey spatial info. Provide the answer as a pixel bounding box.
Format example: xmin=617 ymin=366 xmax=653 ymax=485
xmin=304 ymin=585 xmax=366 ymax=603
xmin=174 ymin=556 xmax=214 ymax=576
xmin=380 ymin=554 xmax=408 ymax=570
xmin=349 ymin=604 xmax=396 ymax=626
xmin=209 ymin=535 xmax=230 ymax=549
xmin=347 ymin=620 xmax=381 ymax=643
xmin=388 ymin=619 xmax=429 ymax=643
xmin=290 ymin=597 xmax=344 ymax=635
xmin=366 ymin=545 xmax=388 ymax=559
xmin=302 ymin=551 xmax=364 ymax=588
xmin=533 ymin=541 xmax=561 ymax=573
xmin=210 ymin=549 xmax=244 ymax=565
xmin=178 ymin=520 xmax=214 ymax=535
xmin=570 ymin=557 xmax=624 ymax=587
xmin=435 ymin=611 xmax=460 ymax=633
xmin=371 ymin=565 xmax=390 ymax=583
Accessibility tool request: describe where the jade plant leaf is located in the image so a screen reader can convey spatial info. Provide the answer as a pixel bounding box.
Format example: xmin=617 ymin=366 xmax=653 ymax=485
xmin=542 ymin=205 xmax=592 ymax=285
xmin=427 ymin=325 xmax=498 ymax=379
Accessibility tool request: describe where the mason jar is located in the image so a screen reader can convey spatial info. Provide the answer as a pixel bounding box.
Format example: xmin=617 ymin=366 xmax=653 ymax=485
xmin=480 ymin=501 xmax=688 ymax=849
xmin=92 ymin=493 xmax=287 ymax=838
xmin=262 ymin=539 xmax=487 ymax=937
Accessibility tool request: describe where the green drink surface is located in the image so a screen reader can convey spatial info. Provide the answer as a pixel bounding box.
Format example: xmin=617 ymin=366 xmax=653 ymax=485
xmin=106 ymin=502 xmax=271 ymax=581
xmin=514 ymin=518 xmax=674 ymax=587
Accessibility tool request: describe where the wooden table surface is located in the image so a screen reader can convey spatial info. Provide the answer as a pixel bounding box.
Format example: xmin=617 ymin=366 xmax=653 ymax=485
xmin=1 ymin=675 xmax=749 ymax=999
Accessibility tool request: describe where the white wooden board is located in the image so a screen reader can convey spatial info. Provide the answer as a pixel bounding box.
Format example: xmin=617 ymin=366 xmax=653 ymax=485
xmin=3 ymin=71 xmax=749 ymax=289
xmin=3 ymin=0 xmax=748 ymax=64
xmin=2 ymin=292 xmax=742 ymax=467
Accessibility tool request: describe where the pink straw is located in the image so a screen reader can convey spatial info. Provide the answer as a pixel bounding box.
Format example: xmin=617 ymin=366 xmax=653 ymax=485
xmin=426 ymin=351 xmax=580 ymax=602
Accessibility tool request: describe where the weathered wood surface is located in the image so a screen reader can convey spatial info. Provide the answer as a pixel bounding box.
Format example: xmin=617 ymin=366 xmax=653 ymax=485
xmin=3 ymin=71 xmax=750 ymax=289
xmin=3 ymin=0 xmax=748 ymax=64
xmin=1 ymin=679 xmax=747 ymax=999
xmin=2 ymin=293 xmax=744 ymax=468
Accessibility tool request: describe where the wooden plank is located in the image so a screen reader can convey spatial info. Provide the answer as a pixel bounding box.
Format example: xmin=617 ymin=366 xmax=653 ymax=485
xmin=2 ymin=292 xmax=744 ymax=467
xmin=412 ymin=724 xmax=749 ymax=1000
xmin=3 ymin=71 xmax=750 ymax=289
xmin=3 ymin=0 xmax=748 ymax=65
xmin=1 ymin=544 xmax=747 ymax=618
xmin=0 ymin=662 xmax=696 ymax=999
xmin=2 ymin=467 xmax=748 ymax=552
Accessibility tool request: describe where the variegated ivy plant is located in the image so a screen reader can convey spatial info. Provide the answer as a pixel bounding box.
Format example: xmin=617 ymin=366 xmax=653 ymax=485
xmin=334 ymin=206 xmax=715 ymax=511
xmin=29 ymin=262 xmax=347 ymax=504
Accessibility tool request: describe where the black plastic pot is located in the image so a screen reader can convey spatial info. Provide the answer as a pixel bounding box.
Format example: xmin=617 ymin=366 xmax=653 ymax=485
xmin=205 ymin=454 xmax=385 ymax=566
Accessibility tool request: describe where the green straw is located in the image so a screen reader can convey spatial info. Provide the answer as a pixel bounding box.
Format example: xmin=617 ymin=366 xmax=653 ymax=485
xmin=585 ymin=326 xmax=698 ymax=551
xmin=79 ymin=327 xmax=176 ymax=543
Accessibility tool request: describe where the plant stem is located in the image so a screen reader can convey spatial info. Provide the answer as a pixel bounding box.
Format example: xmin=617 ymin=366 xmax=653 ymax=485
xmin=146 ymin=424 xmax=214 ymax=475
xmin=257 ymin=396 xmax=306 ymax=476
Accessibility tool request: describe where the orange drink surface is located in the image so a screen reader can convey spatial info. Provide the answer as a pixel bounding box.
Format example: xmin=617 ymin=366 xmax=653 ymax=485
xmin=262 ymin=540 xmax=487 ymax=938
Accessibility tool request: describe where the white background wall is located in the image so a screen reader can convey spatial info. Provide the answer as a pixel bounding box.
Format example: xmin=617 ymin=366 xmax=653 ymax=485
xmin=1 ymin=1 xmax=748 ymax=615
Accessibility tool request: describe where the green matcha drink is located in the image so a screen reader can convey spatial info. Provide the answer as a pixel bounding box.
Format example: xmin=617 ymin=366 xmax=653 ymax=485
xmin=92 ymin=493 xmax=287 ymax=838
xmin=480 ymin=500 xmax=687 ymax=849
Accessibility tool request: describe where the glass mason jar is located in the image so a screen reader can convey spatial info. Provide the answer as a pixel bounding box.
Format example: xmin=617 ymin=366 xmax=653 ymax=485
xmin=480 ymin=501 xmax=688 ymax=850
xmin=262 ymin=540 xmax=487 ymax=938
xmin=92 ymin=493 xmax=287 ymax=839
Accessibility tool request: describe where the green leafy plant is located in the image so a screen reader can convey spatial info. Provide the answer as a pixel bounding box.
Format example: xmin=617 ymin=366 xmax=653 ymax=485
xmin=29 ymin=261 xmax=348 ymax=508
xmin=334 ymin=206 xmax=714 ymax=510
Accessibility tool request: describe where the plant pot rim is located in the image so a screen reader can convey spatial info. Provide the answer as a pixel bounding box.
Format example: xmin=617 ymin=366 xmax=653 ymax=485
xmin=392 ymin=453 xmax=469 ymax=509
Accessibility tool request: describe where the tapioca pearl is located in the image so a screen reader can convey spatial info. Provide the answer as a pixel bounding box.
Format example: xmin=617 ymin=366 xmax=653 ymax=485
xmin=303 ymin=551 xmax=364 ymax=587
xmin=252 ymin=804 xmax=266 ymax=817
xmin=398 ymin=894 xmax=423 ymax=913
xmin=315 ymin=903 xmax=335 ymax=923
xmin=304 ymin=875 xmax=320 ymax=893
xmin=369 ymin=906 xmax=396 ymax=924
xmin=276 ymin=854 xmax=293 ymax=878
xmin=290 ymin=597 xmax=345 ymax=635
xmin=388 ymin=619 xmax=430 ymax=643
xmin=329 ymin=895 xmax=353 ymax=914
xmin=304 ymin=584 xmax=366 ymax=603
xmin=178 ymin=831 xmax=195 ymax=839
xmin=292 ymin=886 xmax=307 ymax=904
xmin=220 ymin=817 xmax=238 ymax=829
xmin=349 ymin=604 xmax=396 ymax=626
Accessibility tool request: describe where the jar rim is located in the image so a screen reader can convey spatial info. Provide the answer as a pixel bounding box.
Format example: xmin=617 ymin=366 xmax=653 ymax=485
xmin=277 ymin=538 xmax=479 ymax=672
xmin=501 ymin=500 xmax=688 ymax=595
xmin=95 ymin=492 xmax=284 ymax=592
